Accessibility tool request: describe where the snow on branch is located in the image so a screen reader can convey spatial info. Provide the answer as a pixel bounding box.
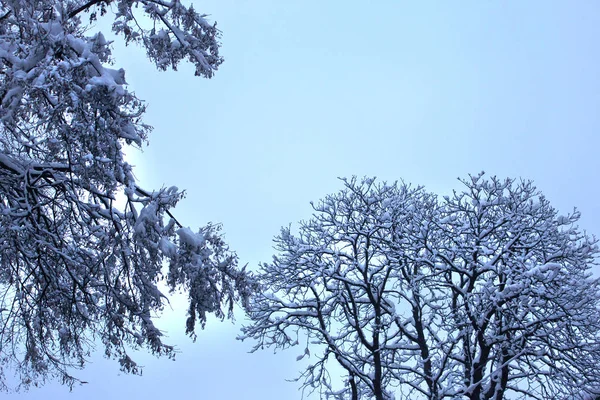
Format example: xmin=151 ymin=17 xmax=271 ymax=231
xmin=241 ymin=175 xmax=600 ymax=400
xmin=0 ymin=0 xmax=247 ymax=391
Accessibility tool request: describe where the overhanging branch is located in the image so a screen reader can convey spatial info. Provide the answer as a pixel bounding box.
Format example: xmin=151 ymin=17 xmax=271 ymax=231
xmin=68 ymin=0 xmax=111 ymax=19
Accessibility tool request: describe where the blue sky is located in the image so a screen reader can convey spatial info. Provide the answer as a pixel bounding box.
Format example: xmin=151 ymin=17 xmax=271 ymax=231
xmin=8 ymin=1 xmax=600 ymax=399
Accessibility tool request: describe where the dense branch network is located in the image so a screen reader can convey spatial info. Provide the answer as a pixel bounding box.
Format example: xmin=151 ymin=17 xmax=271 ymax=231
xmin=0 ymin=0 xmax=248 ymax=390
xmin=241 ymin=175 xmax=600 ymax=400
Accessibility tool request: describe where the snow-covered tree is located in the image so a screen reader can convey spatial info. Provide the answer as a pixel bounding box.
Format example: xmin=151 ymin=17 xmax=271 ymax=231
xmin=241 ymin=175 xmax=600 ymax=400
xmin=0 ymin=0 xmax=251 ymax=390
xmin=437 ymin=174 xmax=600 ymax=400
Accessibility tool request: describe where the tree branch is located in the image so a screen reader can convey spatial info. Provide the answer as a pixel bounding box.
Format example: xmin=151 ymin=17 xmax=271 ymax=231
xmin=0 ymin=10 xmax=11 ymax=21
xmin=68 ymin=0 xmax=111 ymax=19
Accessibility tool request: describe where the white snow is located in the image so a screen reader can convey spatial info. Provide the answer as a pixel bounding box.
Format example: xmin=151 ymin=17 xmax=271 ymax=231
xmin=176 ymin=227 xmax=205 ymax=248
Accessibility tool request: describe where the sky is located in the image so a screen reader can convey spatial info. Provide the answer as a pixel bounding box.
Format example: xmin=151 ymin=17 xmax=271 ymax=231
xmin=7 ymin=1 xmax=600 ymax=399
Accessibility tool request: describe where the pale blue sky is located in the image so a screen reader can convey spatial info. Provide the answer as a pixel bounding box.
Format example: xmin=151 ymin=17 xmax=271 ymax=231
xmin=8 ymin=1 xmax=600 ymax=399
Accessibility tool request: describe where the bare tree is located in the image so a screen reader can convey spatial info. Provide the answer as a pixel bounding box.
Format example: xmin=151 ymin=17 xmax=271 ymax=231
xmin=241 ymin=178 xmax=448 ymax=399
xmin=241 ymin=175 xmax=600 ymax=400
xmin=0 ymin=0 xmax=251 ymax=390
xmin=436 ymin=174 xmax=600 ymax=400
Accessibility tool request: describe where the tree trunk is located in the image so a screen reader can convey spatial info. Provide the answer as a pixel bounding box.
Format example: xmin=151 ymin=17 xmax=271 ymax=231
xmin=349 ymin=374 xmax=358 ymax=400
